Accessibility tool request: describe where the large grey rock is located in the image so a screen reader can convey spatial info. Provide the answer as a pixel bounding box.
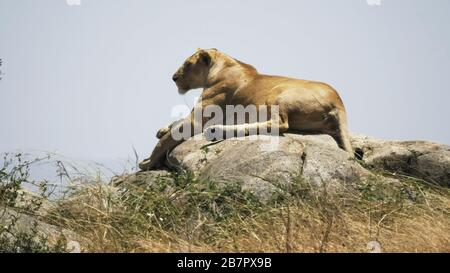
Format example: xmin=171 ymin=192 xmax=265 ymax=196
xmin=0 ymin=190 xmax=82 ymax=252
xmin=126 ymin=133 xmax=449 ymax=202
xmin=167 ymin=134 xmax=374 ymax=201
xmin=351 ymin=134 xmax=450 ymax=186
xmin=0 ymin=207 xmax=81 ymax=252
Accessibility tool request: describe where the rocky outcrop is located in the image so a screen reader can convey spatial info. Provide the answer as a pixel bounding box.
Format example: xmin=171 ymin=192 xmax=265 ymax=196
xmin=122 ymin=133 xmax=449 ymax=201
xmin=351 ymin=134 xmax=450 ymax=187
xmin=0 ymin=207 xmax=81 ymax=252
xmin=0 ymin=191 xmax=82 ymax=253
xmin=166 ymin=134 xmax=372 ymax=201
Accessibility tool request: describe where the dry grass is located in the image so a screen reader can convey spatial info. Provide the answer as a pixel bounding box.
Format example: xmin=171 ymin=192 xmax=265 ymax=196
xmin=44 ymin=172 xmax=450 ymax=253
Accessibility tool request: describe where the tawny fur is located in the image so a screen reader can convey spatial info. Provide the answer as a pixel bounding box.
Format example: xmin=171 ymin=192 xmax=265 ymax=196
xmin=140 ymin=49 xmax=353 ymax=170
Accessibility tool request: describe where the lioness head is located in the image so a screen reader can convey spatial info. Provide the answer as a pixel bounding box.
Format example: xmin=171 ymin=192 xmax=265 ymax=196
xmin=172 ymin=48 xmax=216 ymax=94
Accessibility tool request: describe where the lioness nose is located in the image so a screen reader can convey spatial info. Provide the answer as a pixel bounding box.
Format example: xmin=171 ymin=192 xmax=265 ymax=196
xmin=172 ymin=74 xmax=179 ymax=82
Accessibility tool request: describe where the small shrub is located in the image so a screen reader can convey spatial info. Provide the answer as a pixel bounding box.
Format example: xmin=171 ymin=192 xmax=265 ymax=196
xmin=0 ymin=153 xmax=67 ymax=253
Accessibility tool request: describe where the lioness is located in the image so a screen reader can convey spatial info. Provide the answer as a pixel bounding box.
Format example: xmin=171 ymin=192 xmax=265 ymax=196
xmin=139 ymin=48 xmax=353 ymax=170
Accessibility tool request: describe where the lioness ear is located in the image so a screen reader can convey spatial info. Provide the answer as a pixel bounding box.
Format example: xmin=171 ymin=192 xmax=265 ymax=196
xmin=199 ymin=51 xmax=211 ymax=66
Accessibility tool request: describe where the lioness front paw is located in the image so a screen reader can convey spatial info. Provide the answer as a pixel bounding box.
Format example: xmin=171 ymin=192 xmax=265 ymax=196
xmin=156 ymin=127 xmax=170 ymax=139
xmin=139 ymin=158 xmax=153 ymax=171
xmin=204 ymin=125 xmax=224 ymax=141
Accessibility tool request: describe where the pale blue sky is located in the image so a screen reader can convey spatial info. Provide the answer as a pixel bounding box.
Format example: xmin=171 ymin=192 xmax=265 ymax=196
xmin=0 ymin=0 xmax=449 ymax=168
